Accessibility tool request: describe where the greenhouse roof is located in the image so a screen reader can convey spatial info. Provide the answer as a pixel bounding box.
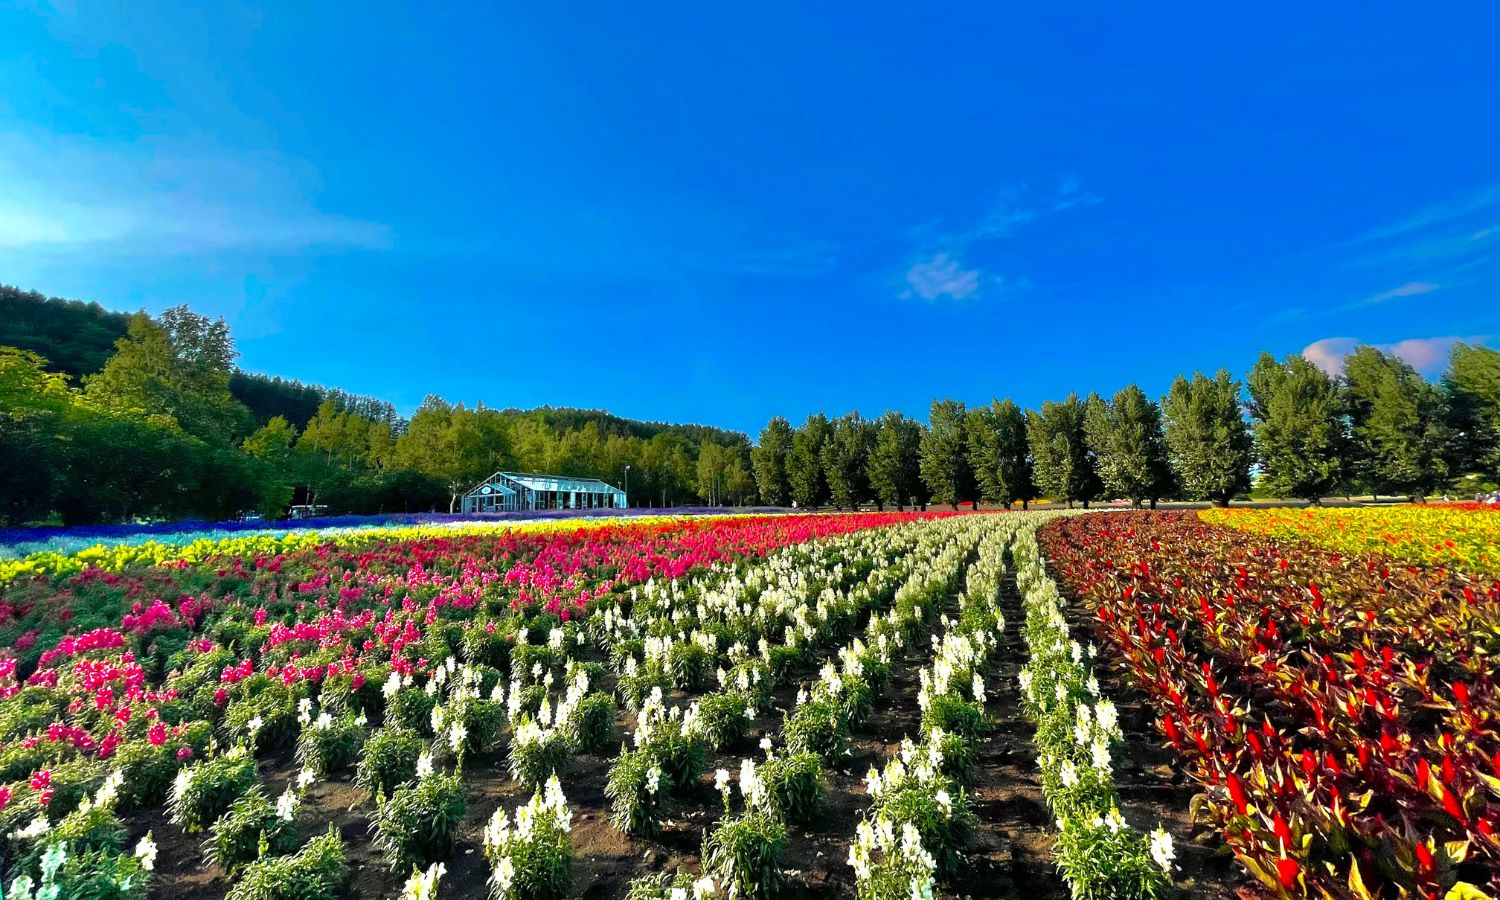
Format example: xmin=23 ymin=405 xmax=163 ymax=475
xmin=498 ymin=472 xmax=625 ymax=494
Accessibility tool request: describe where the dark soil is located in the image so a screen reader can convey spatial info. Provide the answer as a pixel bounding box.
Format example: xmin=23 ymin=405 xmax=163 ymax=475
xmin=146 ymin=549 xmax=1253 ymax=899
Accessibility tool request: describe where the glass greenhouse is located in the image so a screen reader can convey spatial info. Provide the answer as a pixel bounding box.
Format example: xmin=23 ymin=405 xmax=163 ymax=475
xmin=460 ymin=471 xmax=628 ymax=513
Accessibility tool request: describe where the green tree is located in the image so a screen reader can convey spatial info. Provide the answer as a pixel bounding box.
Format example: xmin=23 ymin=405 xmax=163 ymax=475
xmin=821 ymin=412 xmax=873 ymax=510
xmin=1026 ymin=395 xmax=1102 ymax=508
xmin=395 ymin=397 xmax=496 ymax=511
xmin=1444 ymin=343 xmax=1500 ymax=478
xmin=1160 ymin=370 xmax=1252 ymax=506
xmin=992 ymin=399 xmax=1037 ymax=509
xmin=751 ymin=416 xmax=794 ymax=506
xmin=83 ymin=307 xmax=251 ymax=442
xmin=1083 ymin=385 xmax=1174 ymax=508
xmin=867 ymin=411 xmax=925 ymax=510
xmin=920 ymin=399 xmax=973 ymax=509
xmin=696 ymin=441 xmax=731 ymax=505
xmin=1247 ymin=353 xmax=1348 ymax=503
xmin=788 ymin=414 xmax=831 ymax=508
xmin=0 ymin=349 xmax=71 ymax=524
xmin=964 ymin=404 xmax=1004 ymax=506
xmin=1342 ymin=346 xmax=1451 ymax=499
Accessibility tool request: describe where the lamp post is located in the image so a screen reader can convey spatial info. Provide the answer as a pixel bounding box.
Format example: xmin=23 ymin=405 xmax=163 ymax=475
xmin=624 ymin=465 xmax=631 ymax=508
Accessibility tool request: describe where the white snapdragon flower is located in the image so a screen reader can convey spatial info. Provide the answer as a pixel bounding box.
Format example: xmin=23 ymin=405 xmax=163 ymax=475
xmin=1149 ymin=827 xmax=1175 ymax=873
xmin=134 ymin=832 xmax=158 ymax=871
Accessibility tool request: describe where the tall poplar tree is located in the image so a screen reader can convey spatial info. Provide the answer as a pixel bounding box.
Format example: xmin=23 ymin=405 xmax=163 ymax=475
xmin=788 ymin=413 xmax=831 ymax=508
xmin=1444 ymin=343 xmax=1500 ymax=477
xmin=1342 ymin=346 xmax=1451 ymax=499
xmin=867 ymin=411 xmax=925 ymax=510
xmin=1083 ymin=384 xmax=1174 ymax=508
xmin=821 ymin=412 xmax=874 ymax=510
xmin=1160 ymin=370 xmax=1252 ymax=506
xmin=1027 ymin=394 xmax=1102 ymax=507
xmin=1247 ymin=353 xmax=1348 ymax=503
xmin=751 ymin=416 xmax=794 ymax=506
xmin=920 ymin=399 xmax=973 ymax=509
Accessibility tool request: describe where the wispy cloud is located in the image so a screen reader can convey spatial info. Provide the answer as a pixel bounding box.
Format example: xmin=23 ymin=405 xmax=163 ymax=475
xmin=897 ymin=177 xmax=1099 ymax=302
xmin=1302 ymin=334 xmax=1481 ymax=376
xmin=0 ymin=133 xmax=391 ymax=257
xmin=902 ymin=253 xmax=981 ymax=301
xmin=1336 ymin=185 xmax=1500 ymax=275
xmin=1345 ymin=280 xmax=1443 ymax=310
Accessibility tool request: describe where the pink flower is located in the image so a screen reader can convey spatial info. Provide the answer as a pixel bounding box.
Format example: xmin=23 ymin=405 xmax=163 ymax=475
xmin=177 ymin=746 xmax=194 ymax=761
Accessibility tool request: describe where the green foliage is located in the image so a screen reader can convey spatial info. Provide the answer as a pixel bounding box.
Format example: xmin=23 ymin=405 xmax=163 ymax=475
xmin=372 ymin=773 xmax=467 ymax=872
xmin=1160 ymin=370 xmax=1254 ymax=505
xmin=869 ymin=781 xmax=975 ymax=879
xmin=696 ymin=692 xmax=750 ymax=751
xmin=758 ymin=751 xmax=824 ymax=825
xmin=1054 ymin=813 xmax=1174 ymax=900
xmin=920 ymin=695 xmax=989 ymax=742
xmin=867 ymin=411 xmax=926 ymax=510
xmin=295 ymin=714 xmax=365 ymax=776
xmin=751 ymin=416 xmax=794 ymax=506
xmin=783 ymin=699 xmax=849 ymax=762
xmin=357 ymin=724 xmax=424 ymax=797
xmin=821 ymin=412 xmax=875 ymax=510
xmin=703 ymin=812 xmax=788 ymax=900
xmin=169 ymin=752 xmax=259 ymax=833
xmin=1445 ymin=342 xmax=1500 ymax=474
xmin=1343 ymin=345 xmax=1452 ymax=498
xmin=605 ymin=748 xmax=669 ymax=836
xmin=1027 ymin=394 xmax=1103 ymax=507
xmin=225 ymin=690 xmax=298 ymax=752
xmin=626 ymin=871 xmax=710 ymax=900
xmin=204 ymin=787 xmax=301 ymax=875
xmin=1082 ymin=386 xmax=1174 ymax=507
xmin=563 ymin=692 xmax=615 ymax=754
xmin=920 ymin=399 xmax=973 ymax=509
xmin=666 ymin=641 xmax=712 ymax=691
xmin=508 ymin=724 xmax=572 ymax=789
xmin=788 ymin=413 xmax=832 ymax=508
xmin=1247 ymin=352 xmax=1348 ymax=502
xmin=225 ymin=826 xmax=346 ymax=900
xmin=386 ymin=688 xmax=437 ymax=737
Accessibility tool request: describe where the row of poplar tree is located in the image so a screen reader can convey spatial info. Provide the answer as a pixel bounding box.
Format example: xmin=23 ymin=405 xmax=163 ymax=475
xmin=749 ymin=344 xmax=1500 ymax=509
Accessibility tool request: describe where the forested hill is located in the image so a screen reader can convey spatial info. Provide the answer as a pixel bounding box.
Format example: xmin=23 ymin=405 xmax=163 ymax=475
xmin=1 ymin=285 xmax=400 ymax=429
xmin=0 ymin=285 xmax=132 ymax=379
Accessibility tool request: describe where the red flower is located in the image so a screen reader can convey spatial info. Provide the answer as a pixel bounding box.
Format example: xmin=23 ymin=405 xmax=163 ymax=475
xmin=1227 ymin=772 xmax=1249 ymax=815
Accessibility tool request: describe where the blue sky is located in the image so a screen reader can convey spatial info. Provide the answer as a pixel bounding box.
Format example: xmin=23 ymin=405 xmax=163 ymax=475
xmin=2 ymin=3 xmax=1496 ymax=434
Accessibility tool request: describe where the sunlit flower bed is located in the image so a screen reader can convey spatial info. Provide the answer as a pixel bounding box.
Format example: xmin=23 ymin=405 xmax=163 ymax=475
xmin=1201 ymin=505 xmax=1500 ymax=577
xmin=0 ymin=515 xmax=706 ymax=585
xmin=1044 ymin=511 xmax=1500 ymax=898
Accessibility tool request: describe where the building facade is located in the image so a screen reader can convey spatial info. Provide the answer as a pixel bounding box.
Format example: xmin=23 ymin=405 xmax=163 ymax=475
xmin=460 ymin=471 xmax=628 ymax=513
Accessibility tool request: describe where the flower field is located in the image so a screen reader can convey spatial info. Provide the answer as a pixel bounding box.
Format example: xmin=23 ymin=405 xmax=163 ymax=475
xmin=1201 ymin=505 xmax=1500 ymax=578
xmin=7 ymin=504 xmax=1498 ymax=899
xmin=1042 ymin=510 xmax=1500 ymax=899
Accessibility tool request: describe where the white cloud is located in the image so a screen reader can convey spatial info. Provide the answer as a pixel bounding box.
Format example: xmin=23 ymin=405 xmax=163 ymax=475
xmin=902 ymin=253 xmax=981 ymax=301
xmin=897 ymin=177 xmax=1098 ymax=301
xmin=1301 ymin=334 xmax=1475 ymax=376
xmin=1301 ymin=337 xmax=1361 ymax=375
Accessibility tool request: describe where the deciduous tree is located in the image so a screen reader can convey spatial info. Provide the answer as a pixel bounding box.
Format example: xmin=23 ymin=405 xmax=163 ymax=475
xmin=1083 ymin=385 xmax=1174 ymax=508
xmin=1160 ymin=370 xmax=1253 ymax=506
xmin=1247 ymin=353 xmax=1348 ymax=503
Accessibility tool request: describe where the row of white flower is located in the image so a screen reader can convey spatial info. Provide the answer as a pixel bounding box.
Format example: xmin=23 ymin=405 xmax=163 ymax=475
xmin=846 ymin=516 xmax=1018 ymax=899
xmin=1011 ymin=518 xmax=1175 ymax=900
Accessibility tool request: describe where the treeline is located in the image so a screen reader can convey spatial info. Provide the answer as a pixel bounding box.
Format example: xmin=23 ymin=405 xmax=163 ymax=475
xmin=4 ymin=287 xmax=1498 ymax=525
xmin=0 ymin=298 xmax=756 ymax=525
xmin=750 ymin=346 xmax=1500 ymax=510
